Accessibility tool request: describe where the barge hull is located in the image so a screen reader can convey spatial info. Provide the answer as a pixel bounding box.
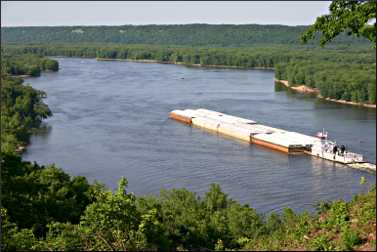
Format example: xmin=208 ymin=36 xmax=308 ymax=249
xmin=251 ymin=137 xmax=307 ymax=154
xmin=169 ymin=111 xmax=192 ymax=124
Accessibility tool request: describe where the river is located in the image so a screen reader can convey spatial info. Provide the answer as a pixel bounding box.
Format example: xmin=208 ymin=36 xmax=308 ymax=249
xmin=23 ymin=57 xmax=376 ymax=213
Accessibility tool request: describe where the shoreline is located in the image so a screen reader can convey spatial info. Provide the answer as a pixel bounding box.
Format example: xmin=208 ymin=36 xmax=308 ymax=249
xmin=11 ymin=74 xmax=33 ymax=79
xmin=96 ymin=57 xmax=274 ymax=70
xmin=11 ymin=69 xmax=58 ymax=80
xmin=275 ymin=79 xmax=376 ymax=109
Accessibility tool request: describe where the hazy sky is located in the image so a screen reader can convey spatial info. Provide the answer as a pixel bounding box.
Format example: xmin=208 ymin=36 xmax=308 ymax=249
xmin=1 ymin=1 xmax=331 ymax=27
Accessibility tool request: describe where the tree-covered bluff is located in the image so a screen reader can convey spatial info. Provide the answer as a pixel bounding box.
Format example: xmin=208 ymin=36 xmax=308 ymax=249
xmin=1 ymin=24 xmax=371 ymax=46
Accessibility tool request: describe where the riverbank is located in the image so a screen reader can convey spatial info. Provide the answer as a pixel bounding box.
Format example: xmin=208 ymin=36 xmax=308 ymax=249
xmin=275 ymin=79 xmax=376 ymax=109
xmin=11 ymin=74 xmax=32 ymax=79
xmin=96 ymin=57 xmax=274 ymax=70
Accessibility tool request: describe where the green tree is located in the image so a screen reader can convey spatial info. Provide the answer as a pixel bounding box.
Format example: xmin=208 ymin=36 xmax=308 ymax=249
xmin=301 ymin=0 xmax=376 ymax=46
xmin=79 ymin=177 xmax=141 ymax=250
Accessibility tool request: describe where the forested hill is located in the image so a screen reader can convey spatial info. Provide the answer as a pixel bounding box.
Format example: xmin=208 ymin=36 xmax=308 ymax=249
xmin=1 ymin=24 xmax=370 ymax=46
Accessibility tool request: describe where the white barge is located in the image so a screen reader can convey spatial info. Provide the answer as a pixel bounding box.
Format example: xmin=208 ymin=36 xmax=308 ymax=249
xmin=169 ymin=108 xmax=376 ymax=172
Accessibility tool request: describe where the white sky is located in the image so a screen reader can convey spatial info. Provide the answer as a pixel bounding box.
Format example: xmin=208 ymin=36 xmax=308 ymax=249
xmin=1 ymin=1 xmax=331 ymax=27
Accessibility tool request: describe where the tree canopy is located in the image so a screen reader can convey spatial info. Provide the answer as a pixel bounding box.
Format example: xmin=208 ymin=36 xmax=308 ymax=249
xmin=0 ymin=53 xmax=59 ymax=154
xmin=2 ymin=152 xmax=376 ymax=250
xmin=1 ymin=23 xmax=370 ymax=47
xmin=301 ymin=0 xmax=376 ymax=46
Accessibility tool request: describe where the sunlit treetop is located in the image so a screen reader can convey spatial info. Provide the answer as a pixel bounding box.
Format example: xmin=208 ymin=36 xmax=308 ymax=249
xmin=301 ymin=0 xmax=376 ymax=46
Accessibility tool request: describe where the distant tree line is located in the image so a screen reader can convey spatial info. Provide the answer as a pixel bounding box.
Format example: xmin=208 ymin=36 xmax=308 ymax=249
xmin=1 ymin=24 xmax=370 ymax=46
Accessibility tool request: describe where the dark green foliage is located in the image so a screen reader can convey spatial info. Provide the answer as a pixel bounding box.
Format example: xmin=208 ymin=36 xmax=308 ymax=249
xmin=0 ymin=52 xmax=58 ymax=154
xmin=1 ymin=156 xmax=375 ymax=250
xmin=301 ymin=0 xmax=376 ymax=45
xmin=341 ymin=228 xmax=362 ymax=250
xmin=0 ymin=154 xmax=96 ymax=237
xmin=0 ymin=209 xmax=38 ymax=251
xmin=275 ymin=60 xmax=376 ymax=103
xmin=1 ymin=24 xmax=370 ymax=46
xmin=79 ymin=177 xmax=141 ymax=250
xmin=310 ymin=234 xmax=334 ymax=251
xmin=1 ymin=52 xmax=59 ymax=76
xmin=1 ymin=75 xmax=52 ymax=154
xmin=35 ymin=222 xmax=83 ymax=251
xmin=323 ymin=201 xmax=349 ymax=230
xmin=42 ymin=58 xmax=59 ymax=71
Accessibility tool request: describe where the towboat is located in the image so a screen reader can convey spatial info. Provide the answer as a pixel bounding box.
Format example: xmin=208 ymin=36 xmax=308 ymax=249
xmin=310 ymin=138 xmax=364 ymax=164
